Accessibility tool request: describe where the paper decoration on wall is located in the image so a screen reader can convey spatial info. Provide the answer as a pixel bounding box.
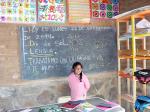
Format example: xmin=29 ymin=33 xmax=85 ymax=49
xmin=38 ymin=0 xmax=66 ymax=23
xmin=0 ymin=0 xmax=36 ymax=23
xmin=68 ymin=0 xmax=90 ymax=23
xmin=90 ymin=0 xmax=119 ymax=19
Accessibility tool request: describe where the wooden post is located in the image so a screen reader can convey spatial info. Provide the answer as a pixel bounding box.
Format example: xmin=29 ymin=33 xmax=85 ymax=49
xmin=131 ymin=15 xmax=137 ymax=112
xmin=142 ymin=33 xmax=147 ymax=96
xmin=117 ymin=21 xmax=121 ymax=104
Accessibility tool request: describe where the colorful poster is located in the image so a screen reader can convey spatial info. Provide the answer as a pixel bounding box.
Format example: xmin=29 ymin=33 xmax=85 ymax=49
xmin=90 ymin=0 xmax=119 ymax=19
xmin=38 ymin=0 xmax=66 ymax=23
xmin=0 ymin=0 xmax=36 ymax=23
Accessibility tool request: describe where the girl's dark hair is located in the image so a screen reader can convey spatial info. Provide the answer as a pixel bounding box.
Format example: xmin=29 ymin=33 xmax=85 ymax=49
xmin=72 ymin=62 xmax=83 ymax=82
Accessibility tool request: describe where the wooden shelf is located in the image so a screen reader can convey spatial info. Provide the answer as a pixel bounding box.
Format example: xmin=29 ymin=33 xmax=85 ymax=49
xmin=119 ymin=33 xmax=150 ymax=41
xmin=119 ymin=55 xmax=150 ymax=60
xmin=119 ymin=55 xmax=132 ymax=59
xmin=119 ymin=38 xmax=130 ymax=41
xmin=116 ymin=7 xmax=150 ymax=111
xmin=135 ymin=56 xmax=150 ymax=60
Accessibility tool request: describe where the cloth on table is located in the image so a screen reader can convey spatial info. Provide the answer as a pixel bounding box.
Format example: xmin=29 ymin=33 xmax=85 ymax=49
xmin=39 ymin=104 xmax=64 ymax=112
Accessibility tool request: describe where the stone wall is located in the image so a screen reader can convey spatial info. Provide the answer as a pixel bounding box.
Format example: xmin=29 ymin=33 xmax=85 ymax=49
xmin=0 ymin=72 xmax=117 ymax=111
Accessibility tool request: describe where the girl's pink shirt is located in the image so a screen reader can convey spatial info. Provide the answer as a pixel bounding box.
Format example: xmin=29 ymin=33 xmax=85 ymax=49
xmin=68 ymin=72 xmax=90 ymax=101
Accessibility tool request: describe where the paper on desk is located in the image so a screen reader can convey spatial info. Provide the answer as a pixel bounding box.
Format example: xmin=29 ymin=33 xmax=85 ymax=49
xmin=19 ymin=109 xmax=32 ymax=112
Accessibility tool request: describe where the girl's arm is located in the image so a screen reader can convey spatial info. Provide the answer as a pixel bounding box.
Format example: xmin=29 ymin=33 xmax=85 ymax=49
xmin=83 ymin=74 xmax=90 ymax=92
xmin=68 ymin=75 xmax=74 ymax=89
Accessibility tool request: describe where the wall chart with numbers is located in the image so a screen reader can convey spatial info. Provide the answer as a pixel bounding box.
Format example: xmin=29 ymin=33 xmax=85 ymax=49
xmin=0 ymin=0 xmax=36 ymax=23
xmin=90 ymin=0 xmax=119 ymax=19
xmin=38 ymin=0 xmax=66 ymax=23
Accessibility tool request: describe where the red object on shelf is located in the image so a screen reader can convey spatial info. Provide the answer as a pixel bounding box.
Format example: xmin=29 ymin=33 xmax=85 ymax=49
xmin=118 ymin=71 xmax=133 ymax=79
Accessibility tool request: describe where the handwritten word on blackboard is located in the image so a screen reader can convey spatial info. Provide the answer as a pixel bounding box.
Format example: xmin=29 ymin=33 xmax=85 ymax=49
xmin=20 ymin=26 xmax=117 ymax=80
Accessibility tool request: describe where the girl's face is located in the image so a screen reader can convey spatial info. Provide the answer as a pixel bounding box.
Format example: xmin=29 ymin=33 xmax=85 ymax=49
xmin=74 ymin=65 xmax=82 ymax=75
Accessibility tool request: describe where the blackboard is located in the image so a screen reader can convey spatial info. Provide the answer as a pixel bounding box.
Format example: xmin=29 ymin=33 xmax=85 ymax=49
xmin=19 ymin=26 xmax=117 ymax=80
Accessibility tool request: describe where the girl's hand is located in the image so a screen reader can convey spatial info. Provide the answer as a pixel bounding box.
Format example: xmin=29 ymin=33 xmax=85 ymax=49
xmin=83 ymin=94 xmax=86 ymax=99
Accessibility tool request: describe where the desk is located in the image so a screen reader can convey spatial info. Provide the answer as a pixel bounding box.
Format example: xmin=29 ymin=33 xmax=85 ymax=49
xmin=9 ymin=98 xmax=125 ymax=112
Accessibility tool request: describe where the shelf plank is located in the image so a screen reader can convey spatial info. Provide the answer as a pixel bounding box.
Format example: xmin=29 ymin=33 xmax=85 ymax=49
xmin=119 ymin=55 xmax=150 ymax=60
xmin=119 ymin=33 xmax=150 ymax=41
xmin=135 ymin=56 xmax=150 ymax=60
xmin=135 ymin=33 xmax=150 ymax=38
xmin=119 ymin=38 xmax=130 ymax=41
xmin=119 ymin=55 xmax=132 ymax=59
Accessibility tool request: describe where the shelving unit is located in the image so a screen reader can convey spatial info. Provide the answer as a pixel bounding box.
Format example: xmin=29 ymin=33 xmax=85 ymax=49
xmin=114 ymin=6 xmax=150 ymax=111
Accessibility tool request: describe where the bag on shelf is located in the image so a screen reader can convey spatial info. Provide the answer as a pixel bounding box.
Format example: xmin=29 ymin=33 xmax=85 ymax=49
xmin=134 ymin=69 xmax=150 ymax=84
xmin=135 ymin=96 xmax=150 ymax=112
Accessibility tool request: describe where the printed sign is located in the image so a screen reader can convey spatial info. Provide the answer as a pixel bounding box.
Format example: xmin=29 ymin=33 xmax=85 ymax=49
xmin=90 ymin=0 xmax=119 ymax=19
xmin=38 ymin=0 xmax=66 ymax=23
xmin=0 ymin=0 xmax=36 ymax=23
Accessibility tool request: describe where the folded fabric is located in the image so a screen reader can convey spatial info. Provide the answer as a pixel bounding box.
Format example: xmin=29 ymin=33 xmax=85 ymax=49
xmin=120 ymin=33 xmax=131 ymax=39
xmin=124 ymin=67 xmax=142 ymax=76
xmin=134 ymin=69 xmax=150 ymax=84
xmin=136 ymin=28 xmax=150 ymax=34
xmin=96 ymin=103 xmax=112 ymax=108
xmin=96 ymin=101 xmax=120 ymax=111
xmin=120 ymin=28 xmax=150 ymax=40
xmin=136 ymin=49 xmax=150 ymax=56
xmin=39 ymin=105 xmax=63 ymax=112
xmin=75 ymin=102 xmax=95 ymax=112
xmin=136 ymin=19 xmax=150 ymax=29
xmin=61 ymin=102 xmax=79 ymax=110
xmin=135 ymin=96 xmax=150 ymax=112
xmin=68 ymin=100 xmax=85 ymax=105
